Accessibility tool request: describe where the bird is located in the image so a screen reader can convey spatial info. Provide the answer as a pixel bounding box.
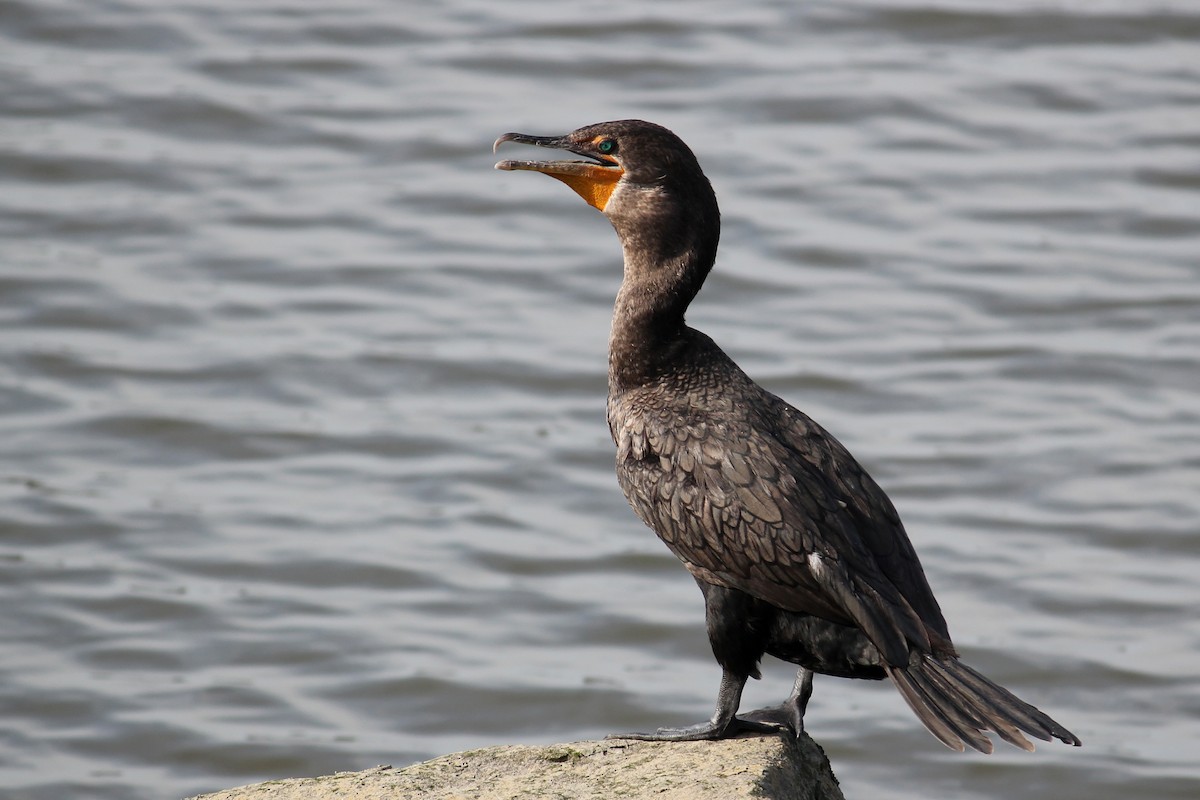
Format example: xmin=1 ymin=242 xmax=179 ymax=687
xmin=493 ymin=119 xmax=1081 ymax=753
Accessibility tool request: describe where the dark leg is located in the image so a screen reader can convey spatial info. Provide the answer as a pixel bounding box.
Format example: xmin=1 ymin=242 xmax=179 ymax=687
xmin=607 ymin=668 xmax=782 ymax=741
xmin=741 ymin=607 xmax=886 ymax=736
xmin=742 ymin=667 xmax=814 ymax=736
xmin=608 ymin=582 xmax=781 ymax=741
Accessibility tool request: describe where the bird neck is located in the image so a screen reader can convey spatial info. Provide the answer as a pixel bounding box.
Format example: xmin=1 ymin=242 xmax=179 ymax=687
xmin=607 ymin=188 xmax=720 ymax=395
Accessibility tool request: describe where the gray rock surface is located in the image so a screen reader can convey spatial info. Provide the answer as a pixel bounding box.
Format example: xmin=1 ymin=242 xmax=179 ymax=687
xmin=187 ymin=734 xmax=845 ymax=800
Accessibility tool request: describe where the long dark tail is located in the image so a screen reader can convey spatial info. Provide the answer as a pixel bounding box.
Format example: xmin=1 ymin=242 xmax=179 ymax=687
xmin=886 ymin=656 xmax=1082 ymax=753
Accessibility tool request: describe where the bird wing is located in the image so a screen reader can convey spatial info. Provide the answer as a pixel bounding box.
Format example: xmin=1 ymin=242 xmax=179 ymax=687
xmin=612 ymin=378 xmax=951 ymax=667
xmin=764 ymin=397 xmax=952 ymax=642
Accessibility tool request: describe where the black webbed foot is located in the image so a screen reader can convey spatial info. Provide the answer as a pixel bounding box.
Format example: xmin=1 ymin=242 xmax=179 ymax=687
xmin=607 ymin=715 xmax=782 ymax=742
xmin=741 ymin=703 xmax=804 ymax=736
xmin=608 ymin=668 xmax=782 ymax=742
xmin=742 ymin=668 xmax=813 ymax=738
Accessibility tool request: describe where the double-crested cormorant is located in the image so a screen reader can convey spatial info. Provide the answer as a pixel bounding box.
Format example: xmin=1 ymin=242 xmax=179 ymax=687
xmin=493 ymin=119 xmax=1080 ymax=753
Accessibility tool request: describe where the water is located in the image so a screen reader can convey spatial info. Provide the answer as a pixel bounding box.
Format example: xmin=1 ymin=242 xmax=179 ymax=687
xmin=1 ymin=1 xmax=1198 ymax=798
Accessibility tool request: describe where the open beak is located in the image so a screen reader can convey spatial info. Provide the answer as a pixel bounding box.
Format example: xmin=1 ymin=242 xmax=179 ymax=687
xmin=493 ymin=132 xmax=624 ymax=211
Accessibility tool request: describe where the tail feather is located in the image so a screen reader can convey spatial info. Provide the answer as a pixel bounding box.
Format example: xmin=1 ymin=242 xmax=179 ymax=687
xmin=889 ymin=666 xmax=989 ymax=753
xmin=920 ymin=659 xmax=1033 ymax=752
xmin=942 ymin=659 xmax=1082 ymax=747
xmin=887 ymin=655 xmax=1081 ymax=753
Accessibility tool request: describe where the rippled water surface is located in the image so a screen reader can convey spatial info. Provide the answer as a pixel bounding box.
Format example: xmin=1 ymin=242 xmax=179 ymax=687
xmin=2 ymin=1 xmax=1198 ymax=798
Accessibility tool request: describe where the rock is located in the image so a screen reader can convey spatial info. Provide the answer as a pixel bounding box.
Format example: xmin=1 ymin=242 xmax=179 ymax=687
xmin=187 ymin=733 xmax=845 ymax=800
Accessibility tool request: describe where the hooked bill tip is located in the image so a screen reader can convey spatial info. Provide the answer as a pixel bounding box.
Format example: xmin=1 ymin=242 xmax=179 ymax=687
xmin=492 ymin=132 xmax=523 ymax=154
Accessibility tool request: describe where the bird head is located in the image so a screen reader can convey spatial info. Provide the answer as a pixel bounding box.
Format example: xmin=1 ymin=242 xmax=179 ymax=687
xmin=493 ymin=119 xmax=709 ymax=215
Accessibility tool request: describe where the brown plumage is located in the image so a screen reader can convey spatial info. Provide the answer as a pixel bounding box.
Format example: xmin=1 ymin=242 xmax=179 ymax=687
xmin=495 ymin=119 xmax=1080 ymax=753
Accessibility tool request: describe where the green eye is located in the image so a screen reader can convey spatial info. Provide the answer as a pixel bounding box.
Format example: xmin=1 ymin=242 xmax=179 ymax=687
xmin=598 ymin=139 xmax=617 ymax=155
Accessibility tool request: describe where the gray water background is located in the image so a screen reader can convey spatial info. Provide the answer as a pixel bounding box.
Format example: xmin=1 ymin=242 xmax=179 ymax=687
xmin=2 ymin=1 xmax=1198 ymax=798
